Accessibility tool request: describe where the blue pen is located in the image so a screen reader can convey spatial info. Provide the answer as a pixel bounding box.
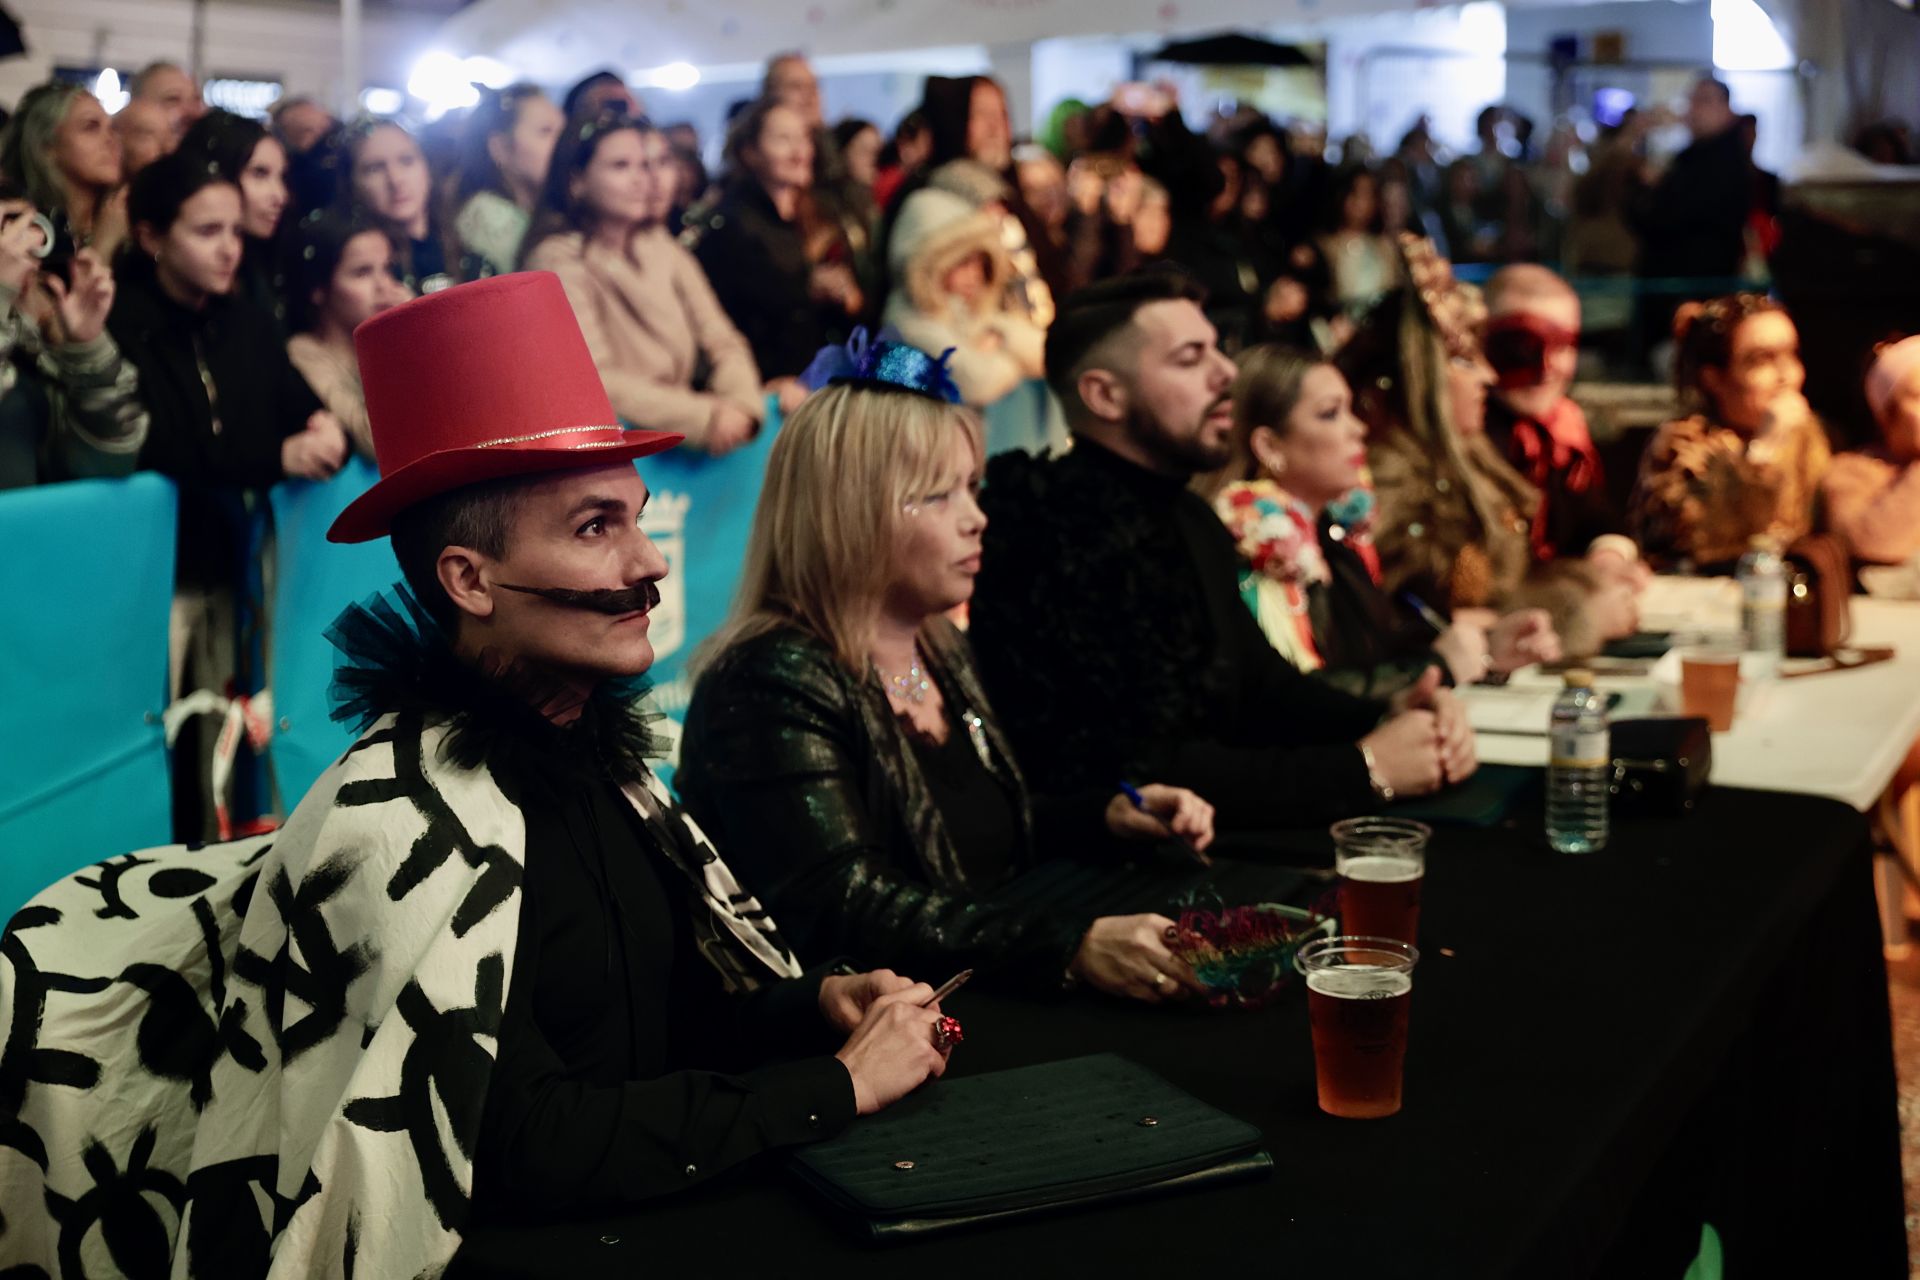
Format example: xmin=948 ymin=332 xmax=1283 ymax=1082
xmin=1118 ymin=781 xmax=1210 ymax=865
xmin=1399 ymin=590 xmax=1451 ymax=635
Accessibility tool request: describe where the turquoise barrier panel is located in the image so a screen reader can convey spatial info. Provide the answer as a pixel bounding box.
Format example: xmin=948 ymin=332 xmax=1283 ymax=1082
xmin=0 ymin=474 xmax=176 ymax=915
xmin=981 ymin=378 xmax=1064 ymax=458
xmin=268 ymin=456 xmax=396 ymax=810
xmin=637 ymin=401 xmax=784 ymax=791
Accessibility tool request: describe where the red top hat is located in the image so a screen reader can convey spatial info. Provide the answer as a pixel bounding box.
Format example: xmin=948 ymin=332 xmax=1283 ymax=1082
xmin=327 ymin=272 xmax=681 ymax=543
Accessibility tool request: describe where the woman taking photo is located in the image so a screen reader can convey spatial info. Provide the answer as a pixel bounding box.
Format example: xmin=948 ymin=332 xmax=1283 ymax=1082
xmin=692 ymin=98 xmax=860 ymax=380
xmin=445 ymin=84 xmax=563 ymax=280
xmin=180 ymin=109 xmax=291 ymax=330
xmin=523 ymin=113 xmax=768 ymax=453
xmin=284 ymin=209 xmax=411 ymax=459
xmin=0 ymin=83 xmax=125 ymax=260
xmin=110 ymin=149 xmax=349 ymax=838
xmin=1630 ymin=293 xmax=1832 ymax=569
xmin=339 ymin=117 xmax=452 ymax=293
xmin=678 ymin=339 xmax=1217 ymax=1003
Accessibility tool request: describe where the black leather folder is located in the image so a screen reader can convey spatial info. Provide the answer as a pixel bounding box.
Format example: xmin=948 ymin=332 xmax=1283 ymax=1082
xmin=789 ymin=1053 xmax=1271 ymax=1242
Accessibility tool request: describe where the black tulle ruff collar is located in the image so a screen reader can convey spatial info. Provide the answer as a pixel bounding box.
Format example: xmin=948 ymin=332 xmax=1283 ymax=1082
xmin=325 ymin=586 xmax=663 ymax=787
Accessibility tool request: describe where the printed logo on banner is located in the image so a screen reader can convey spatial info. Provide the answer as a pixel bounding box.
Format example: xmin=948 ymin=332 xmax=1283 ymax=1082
xmin=640 ymin=492 xmax=691 ymax=663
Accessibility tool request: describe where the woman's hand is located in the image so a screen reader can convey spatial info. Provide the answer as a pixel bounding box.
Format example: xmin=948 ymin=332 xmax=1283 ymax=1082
xmin=819 ymin=968 xmax=917 ymax=1035
xmin=1069 ymin=914 xmax=1206 ymax=1003
xmin=1360 ymin=710 xmax=1444 ymax=797
xmin=1427 ymin=687 xmax=1478 ymax=784
xmin=705 ymin=401 xmax=758 ymax=456
xmin=41 ymin=248 xmax=114 ymax=345
xmin=1432 ymin=620 xmax=1491 ymax=686
xmin=1487 ymin=608 xmax=1561 ymax=673
xmin=833 ymin=983 xmax=950 ymax=1115
xmin=1388 ymin=666 xmax=1476 ymax=786
xmin=280 ymin=411 xmax=350 ymax=481
xmin=1104 ymin=785 xmax=1215 ymax=859
xmin=809 ymin=262 xmax=863 ymax=316
xmin=766 ymin=376 xmax=811 ymax=415
xmin=0 ymin=205 xmax=40 ymax=297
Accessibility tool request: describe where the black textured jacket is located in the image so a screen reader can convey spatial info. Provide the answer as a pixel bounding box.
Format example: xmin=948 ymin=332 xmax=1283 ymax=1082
xmin=969 ymin=440 xmax=1385 ymax=830
xmin=109 ymin=257 xmax=318 ymax=588
xmin=676 ymin=621 xmax=1100 ymax=993
xmin=690 ymin=177 xmax=845 ymax=379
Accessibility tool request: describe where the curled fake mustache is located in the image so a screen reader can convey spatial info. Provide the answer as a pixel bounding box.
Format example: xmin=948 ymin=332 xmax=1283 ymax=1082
xmin=497 ymin=581 xmax=662 ymax=615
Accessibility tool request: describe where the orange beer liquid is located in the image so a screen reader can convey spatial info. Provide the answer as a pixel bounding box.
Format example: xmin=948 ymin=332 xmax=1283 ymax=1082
xmin=1338 ymin=854 xmax=1423 ymax=943
xmin=1306 ymin=967 xmax=1414 ymax=1118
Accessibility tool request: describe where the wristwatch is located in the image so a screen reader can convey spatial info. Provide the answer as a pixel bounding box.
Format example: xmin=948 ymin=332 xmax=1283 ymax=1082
xmin=1359 ymin=742 xmax=1395 ymax=803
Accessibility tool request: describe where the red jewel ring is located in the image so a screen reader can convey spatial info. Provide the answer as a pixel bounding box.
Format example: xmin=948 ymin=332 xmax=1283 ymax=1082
xmin=931 ymin=1015 xmax=964 ymax=1053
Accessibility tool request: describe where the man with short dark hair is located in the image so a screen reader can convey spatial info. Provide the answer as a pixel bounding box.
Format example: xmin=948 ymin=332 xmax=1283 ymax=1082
xmin=562 ymin=68 xmax=642 ymax=121
xmin=970 ymin=269 xmax=1474 ymax=831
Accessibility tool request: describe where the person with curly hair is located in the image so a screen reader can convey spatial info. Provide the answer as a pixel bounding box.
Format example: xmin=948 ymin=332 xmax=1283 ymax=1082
xmin=1628 ymin=293 xmax=1832 ymax=569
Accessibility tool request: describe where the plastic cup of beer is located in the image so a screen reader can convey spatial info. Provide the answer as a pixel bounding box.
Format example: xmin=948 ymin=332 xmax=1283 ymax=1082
xmin=1330 ymin=817 xmax=1430 ymax=945
xmin=1295 ymin=935 xmax=1419 ymax=1119
xmin=1678 ymin=646 xmax=1741 ymax=732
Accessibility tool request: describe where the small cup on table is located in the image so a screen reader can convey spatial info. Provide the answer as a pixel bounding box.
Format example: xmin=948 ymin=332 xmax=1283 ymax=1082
xmin=1295 ymin=935 xmax=1420 ymax=1119
xmin=1678 ymin=646 xmax=1742 ymax=732
xmin=1330 ymin=817 xmax=1431 ymax=945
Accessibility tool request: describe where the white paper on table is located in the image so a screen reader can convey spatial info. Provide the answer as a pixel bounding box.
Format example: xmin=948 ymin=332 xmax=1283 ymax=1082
xmin=1638 ymin=576 xmax=1743 ymax=635
xmin=1458 ymin=683 xmax=1664 ymax=736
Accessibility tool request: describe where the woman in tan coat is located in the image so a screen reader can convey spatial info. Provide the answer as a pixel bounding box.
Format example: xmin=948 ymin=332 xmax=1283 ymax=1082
xmin=522 ymin=113 xmax=766 ymax=454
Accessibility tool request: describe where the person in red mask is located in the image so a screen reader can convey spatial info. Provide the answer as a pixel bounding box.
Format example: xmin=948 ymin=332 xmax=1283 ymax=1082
xmin=1482 ymin=264 xmax=1642 ymax=584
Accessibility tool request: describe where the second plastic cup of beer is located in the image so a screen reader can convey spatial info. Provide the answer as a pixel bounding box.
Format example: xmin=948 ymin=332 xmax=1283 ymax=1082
xmin=1295 ymin=935 xmax=1419 ymax=1119
xmin=1678 ymin=646 xmax=1741 ymax=732
xmin=1331 ymin=817 xmax=1430 ymax=945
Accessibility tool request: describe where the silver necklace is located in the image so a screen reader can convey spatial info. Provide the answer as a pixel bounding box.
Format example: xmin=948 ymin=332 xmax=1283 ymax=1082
xmin=883 ymin=648 xmax=932 ymax=704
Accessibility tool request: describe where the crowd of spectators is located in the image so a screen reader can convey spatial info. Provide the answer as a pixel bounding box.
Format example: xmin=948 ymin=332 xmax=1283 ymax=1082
xmin=0 ymin=53 xmax=1913 ymax=842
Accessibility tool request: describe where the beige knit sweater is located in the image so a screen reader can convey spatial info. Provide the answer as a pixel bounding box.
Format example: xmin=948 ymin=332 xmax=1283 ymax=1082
xmin=524 ymin=228 xmax=763 ymax=448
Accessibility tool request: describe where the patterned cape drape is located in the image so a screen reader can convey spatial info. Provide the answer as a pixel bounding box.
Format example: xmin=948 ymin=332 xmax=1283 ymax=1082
xmin=0 ymin=711 xmax=797 ymax=1277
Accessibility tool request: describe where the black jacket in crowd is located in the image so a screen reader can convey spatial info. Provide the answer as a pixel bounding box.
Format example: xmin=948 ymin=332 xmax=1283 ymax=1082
xmin=1635 ymin=124 xmax=1752 ymax=281
xmin=676 ymin=620 xmax=1103 ymax=994
xmin=109 ymin=256 xmax=319 ymax=588
xmin=691 ymin=177 xmax=847 ymax=380
xmin=969 ymin=440 xmax=1386 ymax=832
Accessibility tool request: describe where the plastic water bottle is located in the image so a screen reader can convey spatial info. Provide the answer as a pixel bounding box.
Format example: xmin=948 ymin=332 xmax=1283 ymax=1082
xmin=1547 ymin=670 xmax=1610 ymax=854
xmin=1738 ymin=535 xmax=1787 ymax=681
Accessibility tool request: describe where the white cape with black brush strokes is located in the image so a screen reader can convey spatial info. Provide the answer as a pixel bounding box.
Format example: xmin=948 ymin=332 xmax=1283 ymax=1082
xmin=0 ymin=711 xmax=798 ymax=1278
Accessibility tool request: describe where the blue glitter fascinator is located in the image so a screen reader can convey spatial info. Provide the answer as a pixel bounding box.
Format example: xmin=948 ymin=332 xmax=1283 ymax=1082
xmin=799 ymin=328 xmax=963 ymax=404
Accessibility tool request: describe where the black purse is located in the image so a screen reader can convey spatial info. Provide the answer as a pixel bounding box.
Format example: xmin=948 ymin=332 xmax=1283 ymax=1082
xmin=1608 ymin=717 xmax=1712 ymax=816
xmin=790 ymin=1054 xmax=1270 ymax=1242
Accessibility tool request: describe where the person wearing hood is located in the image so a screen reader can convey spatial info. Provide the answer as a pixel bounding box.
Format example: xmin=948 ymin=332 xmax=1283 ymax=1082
xmin=882 ymin=161 xmax=1045 ymax=407
xmin=881 ymin=76 xmax=1068 ymax=315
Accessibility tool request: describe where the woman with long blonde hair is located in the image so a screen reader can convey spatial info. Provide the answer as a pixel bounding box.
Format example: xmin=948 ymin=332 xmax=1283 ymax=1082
xmin=678 ymin=339 xmax=1220 ymax=1003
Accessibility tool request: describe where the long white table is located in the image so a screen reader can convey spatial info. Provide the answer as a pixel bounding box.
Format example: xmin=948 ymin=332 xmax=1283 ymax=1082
xmin=1468 ymin=593 xmax=1920 ymax=812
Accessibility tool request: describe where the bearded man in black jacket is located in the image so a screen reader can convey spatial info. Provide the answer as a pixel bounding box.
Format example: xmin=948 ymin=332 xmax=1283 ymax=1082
xmin=968 ymin=269 xmax=1476 ymax=831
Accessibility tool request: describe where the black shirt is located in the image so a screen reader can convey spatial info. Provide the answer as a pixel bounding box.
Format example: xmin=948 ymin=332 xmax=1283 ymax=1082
xmin=905 ymin=703 xmax=1019 ymax=888
xmin=473 ymin=771 xmax=856 ymax=1218
xmin=970 ymin=439 xmax=1386 ymax=831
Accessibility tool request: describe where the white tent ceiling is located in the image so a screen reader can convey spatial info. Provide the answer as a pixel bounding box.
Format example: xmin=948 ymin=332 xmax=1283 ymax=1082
xmin=433 ymin=0 xmax=1629 ymax=86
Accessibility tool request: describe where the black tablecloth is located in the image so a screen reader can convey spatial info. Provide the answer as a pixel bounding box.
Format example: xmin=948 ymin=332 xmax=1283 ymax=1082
xmin=451 ymin=788 xmax=1905 ymax=1279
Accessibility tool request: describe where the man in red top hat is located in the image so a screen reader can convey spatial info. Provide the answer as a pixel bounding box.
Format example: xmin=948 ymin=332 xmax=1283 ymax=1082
xmin=0 ymin=273 xmax=952 ymax=1277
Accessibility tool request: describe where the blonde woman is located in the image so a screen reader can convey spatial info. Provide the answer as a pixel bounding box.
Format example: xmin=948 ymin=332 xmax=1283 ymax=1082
xmin=677 ymin=339 xmax=1218 ymax=1003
